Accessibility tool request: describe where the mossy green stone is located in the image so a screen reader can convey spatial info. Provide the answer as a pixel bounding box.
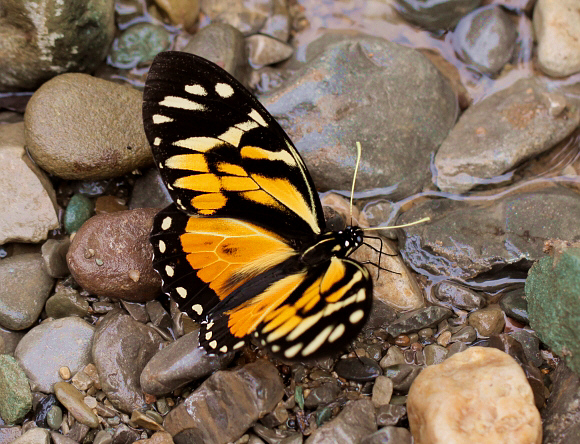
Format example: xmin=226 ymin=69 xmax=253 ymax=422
xmin=0 ymin=354 xmax=32 ymax=424
xmin=64 ymin=194 xmax=93 ymax=234
xmin=525 ymin=247 xmax=580 ymax=374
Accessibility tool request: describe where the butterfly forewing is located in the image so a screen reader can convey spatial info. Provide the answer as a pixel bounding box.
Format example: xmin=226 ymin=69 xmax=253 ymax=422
xmin=144 ymin=51 xmax=374 ymax=361
xmin=143 ymin=51 xmax=325 ymax=242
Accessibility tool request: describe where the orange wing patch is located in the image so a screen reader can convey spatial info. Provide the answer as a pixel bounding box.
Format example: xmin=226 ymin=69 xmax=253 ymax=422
xmin=180 ymin=217 xmax=295 ymax=299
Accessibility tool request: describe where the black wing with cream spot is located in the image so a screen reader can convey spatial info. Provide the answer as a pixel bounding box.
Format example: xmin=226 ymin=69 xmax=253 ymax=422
xmin=143 ymin=51 xmax=325 ymax=243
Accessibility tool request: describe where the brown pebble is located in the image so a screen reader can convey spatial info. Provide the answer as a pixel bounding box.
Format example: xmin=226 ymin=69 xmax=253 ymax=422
xmin=410 ymin=342 xmax=423 ymax=352
xmin=437 ymin=331 xmax=452 ymax=347
xmin=95 ymin=195 xmax=128 ymax=214
xmin=59 ymin=366 xmax=72 ymax=380
xmin=395 ymin=335 xmax=410 ymax=347
xmin=128 ymin=269 xmax=140 ymax=282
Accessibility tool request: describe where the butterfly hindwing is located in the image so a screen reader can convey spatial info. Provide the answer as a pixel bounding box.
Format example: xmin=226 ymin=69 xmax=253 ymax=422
xmin=143 ymin=51 xmax=325 ymax=242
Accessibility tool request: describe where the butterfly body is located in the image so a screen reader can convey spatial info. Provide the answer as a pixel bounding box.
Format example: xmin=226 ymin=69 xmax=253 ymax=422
xmin=144 ymin=51 xmax=373 ymax=361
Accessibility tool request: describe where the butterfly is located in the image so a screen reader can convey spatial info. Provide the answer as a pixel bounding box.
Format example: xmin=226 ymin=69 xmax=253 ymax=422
xmin=143 ymin=51 xmax=373 ymax=361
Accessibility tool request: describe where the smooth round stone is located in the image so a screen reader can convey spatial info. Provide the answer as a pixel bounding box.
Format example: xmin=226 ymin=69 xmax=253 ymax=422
xmin=153 ymin=0 xmax=200 ymax=30
xmin=386 ymin=306 xmax=453 ymax=338
xmin=93 ymin=430 xmax=114 ymax=444
xmin=534 ymin=0 xmax=580 ymax=77
xmin=334 ymin=357 xmax=382 ymax=382
xmin=35 ymin=394 xmax=58 ymax=428
xmin=468 ymin=305 xmax=505 ymax=337
xmin=384 ymin=364 xmax=423 ymax=393
xmin=11 ymin=428 xmax=50 ymax=444
xmin=450 ymin=326 xmax=477 ymax=344
xmin=408 ymin=347 xmax=541 ymax=444
xmin=379 ymin=346 xmax=405 ymax=369
xmin=372 ymin=376 xmax=394 ymax=407
xmin=0 ymin=253 xmax=54 ymax=330
xmin=45 ymin=287 xmax=90 ymax=319
xmin=64 ymin=194 xmax=93 ymax=234
xmin=109 ymin=23 xmax=171 ymax=69
xmin=394 ymin=0 xmax=482 ymax=31
xmin=66 ymin=208 xmax=161 ymax=302
xmin=0 ymin=355 xmax=32 ymax=424
xmin=500 ymin=288 xmax=529 ymax=324
xmin=41 ymin=238 xmax=70 ymax=278
xmin=0 ymin=0 xmax=114 ymax=91
xmin=304 ymin=382 xmax=341 ymax=409
xmin=94 ymin=196 xmax=127 ymax=215
xmin=0 ymin=122 xmax=59 ymax=244
xmin=0 ymin=326 xmax=25 ymax=356
xmin=423 ymin=344 xmax=448 ymax=365
xmin=246 ymin=34 xmax=293 ymax=66
xmin=46 ymin=406 xmax=63 ymax=430
xmin=376 ymin=404 xmax=407 ymax=427
xmin=25 ymin=74 xmax=153 ymax=180
xmin=433 ymin=281 xmax=486 ymax=310
xmin=453 ymin=5 xmax=516 ymax=75
xmin=54 ymin=382 xmax=99 ymax=428
xmin=14 ymin=317 xmax=95 ymax=393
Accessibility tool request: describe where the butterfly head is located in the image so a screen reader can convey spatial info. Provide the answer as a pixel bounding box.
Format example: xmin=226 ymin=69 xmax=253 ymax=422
xmin=335 ymin=226 xmax=365 ymax=257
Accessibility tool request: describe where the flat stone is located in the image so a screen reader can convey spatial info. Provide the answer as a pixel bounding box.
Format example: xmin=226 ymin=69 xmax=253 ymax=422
xmin=0 ymin=122 xmax=59 ymax=244
xmin=11 ymin=428 xmax=50 ymax=444
xmin=14 ymin=317 xmax=94 ymax=393
xmin=408 ymin=347 xmax=541 ymax=444
xmin=0 ymin=355 xmax=32 ymax=424
xmin=54 ymin=382 xmax=99 ymax=428
xmin=386 ymin=306 xmax=453 ymax=338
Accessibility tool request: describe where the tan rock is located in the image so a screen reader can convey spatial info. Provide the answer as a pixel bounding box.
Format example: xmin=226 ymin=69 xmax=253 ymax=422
xmin=407 ymin=346 xmax=541 ymax=444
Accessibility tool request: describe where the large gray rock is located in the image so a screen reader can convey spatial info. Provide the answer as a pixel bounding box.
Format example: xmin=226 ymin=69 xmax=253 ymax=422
xmin=0 ymin=0 xmax=115 ymax=91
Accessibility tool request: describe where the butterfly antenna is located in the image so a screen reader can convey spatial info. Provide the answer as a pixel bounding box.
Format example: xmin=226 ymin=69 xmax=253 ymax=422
xmin=363 ymin=216 xmax=431 ymax=232
xmin=349 ymin=141 xmax=363 ymax=226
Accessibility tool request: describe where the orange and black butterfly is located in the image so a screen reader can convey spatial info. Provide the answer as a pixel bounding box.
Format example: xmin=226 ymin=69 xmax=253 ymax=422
xmin=143 ymin=51 xmax=372 ymax=361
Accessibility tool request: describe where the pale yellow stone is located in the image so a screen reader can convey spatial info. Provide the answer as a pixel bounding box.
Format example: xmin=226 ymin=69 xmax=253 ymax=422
xmin=407 ymin=346 xmax=542 ymax=444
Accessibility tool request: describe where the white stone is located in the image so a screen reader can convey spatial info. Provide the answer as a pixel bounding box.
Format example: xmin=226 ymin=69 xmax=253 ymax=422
xmin=534 ymin=0 xmax=580 ymax=77
xmin=407 ymin=346 xmax=542 ymax=444
xmin=0 ymin=122 xmax=59 ymax=243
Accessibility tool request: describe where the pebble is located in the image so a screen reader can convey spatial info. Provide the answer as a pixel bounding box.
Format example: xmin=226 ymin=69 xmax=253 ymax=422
xmin=246 ymin=34 xmax=293 ymax=66
xmin=200 ymin=0 xmax=271 ymax=36
xmin=128 ymin=168 xmax=173 ymax=210
xmin=468 ymin=305 xmax=505 ymax=337
xmin=434 ymin=77 xmax=580 ymax=193
xmin=131 ymin=410 xmax=164 ymax=432
xmin=0 ymin=254 xmax=54 ymax=330
xmin=0 ymin=326 xmax=25 ymax=356
xmin=0 ymin=0 xmax=114 ymax=90
xmin=140 ymin=328 xmax=233 ymax=396
xmin=0 ymin=355 xmax=32 ymax=424
xmin=40 ymin=238 xmax=71 ymax=278
xmin=334 ymin=357 xmax=382 ymax=382
xmin=525 ymin=246 xmax=580 ymax=373
xmin=92 ymin=310 xmax=164 ymax=412
xmin=394 ymin=0 xmax=481 ymax=31
xmin=534 ymin=0 xmax=580 ymax=77
xmin=306 ymin=399 xmax=377 ymax=443
xmin=304 ymin=382 xmax=341 ymax=409
xmin=261 ymin=34 xmax=457 ymax=196
xmin=372 ymin=376 xmax=394 ymax=407
xmin=453 ymin=5 xmax=516 ymax=75
xmin=0 ymin=122 xmax=59 ymax=244
xmin=423 ymin=344 xmax=448 ymax=365
xmin=0 ymin=426 xmax=22 ymax=442
xmin=54 ymin=381 xmax=99 ymax=428
xmin=94 ymin=195 xmax=128 ymax=214
xmin=11 ymin=428 xmax=50 ymax=444
xmin=109 ymin=23 xmax=171 ymax=69
xmin=93 ymin=430 xmax=114 ymax=444
xmin=407 ymin=347 xmax=541 ymax=443
xmin=14 ymin=317 xmax=94 ymax=393
xmin=34 ymin=394 xmax=58 ymax=428
xmin=433 ymin=281 xmax=486 ymax=310
xmin=24 ymin=73 xmax=152 ymax=180
xmin=379 ymin=346 xmax=405 ymax=369
xmin=450 ymin=326 xmax=477 ymax=344
xmin=134 ymin=431 xmax=173 ymax=444
xmin=361 ymin=426 xmax=412 ymax=444
xmin=58 ymin=367 xmax=71 ymax=380
xmin=67 ymin=208 xmax=161 ymax=302
xmin=386 ymin=306 xmax=453 ymax=338
xmin=46 ymin=405 xmax=63 ymax=430
xmin=499 ymin=288 xmax=529 ymax=324
xmin=163 ymin=361 xmax=284 ymax=443
xmin=376 ymin=404 xmax=407 ymax=427
xmin=153 ymin=0 xmax=200 ymax=30
xmin=384 ymin=364 xmax=423 ymax=394
xmin=64 ymin=194 xmax=94 ymax=234
xmin=45 ymin=287 xmax=90 ymax=319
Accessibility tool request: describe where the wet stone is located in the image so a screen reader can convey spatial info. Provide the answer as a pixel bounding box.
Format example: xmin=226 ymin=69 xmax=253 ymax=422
xmin=66 ymin=422 xmax=90 ymax=442
xmin=93 ymin=430 xmax=114 ymax=444
xmin=423 ymin=344 xmax=448 ymax=366
xmin=35 ymin=394 xmax=58 ymax=428
xmin=372 ymin=376 xmax=394 ymax=407
xmin=393 ymin=0 xmax=481 ymax=31
xmin=64 ymin=194 xmax=94 ymax=234
xmin=253 ymin=423 xmax=300 ymax=443
xmin=447 ymin=341 xmax=468 ymax=358
xmin=46 ymin=406 xmax=63 ymax=430
xmin=15 ymin=317 xmax=94 ymax=393
xmin=41 ymin=238 xmax=71 ymax=278
xmin=45 ymin=287 xmax=90 ymax=319
xmin=499 ymin=288 xmax=529 ymax=324
xmin=453 ymin=5 xmax=516 ymax=75
xmin=542 ymin=363 xmax=580 ymax=444
xmin=164 ymin=360 xmax=284 ymax=444
xmin=304 ymin=382 xmax=341 ymax=409
xmin=386 ymin=306 xmax=453 ymax=338
xmin=306 ymin=399 xmax=377 ymax=444
xmin=384 ymin=365 xmax=423 ymax=394
xmin=526 ymin=246 xmax=580 ymax=373
xmin=509 ymin=330 xmax=542 ymax=367
xmin=450 ymin=326 xmax=477 ymax=344
xmin=259 ymin=402 xmax=288 ymax=428
xmin=361 ymin=426 xmax=412 ymax=444
xmin=112 ymin=424 xmax=140 ymax=444
xmin=109 ymin=23 xmax=171 ymax=69
xmin=334 ymin=357 xmax=382 ymax=382
xmin=0 ymin=254 xmax=54 ymax=331
xmin=131 ymin=410 xmax=163 ymax=432
xmin=140 ymin=328 xmax=233 ymax=396
xmin=433 ymin=281 xmax=485 ymax=311
xmin=0 ymin=355 xmax=32 ymax=424
xmin=408 ymin=347 xmax=541 ymax=444
xmin=67 ymin=208 xmax=162 ymax=302
xmin=468 ymin=305 xmax=505 ymax=337
xmin=380 ymin=346 xmax=405 ymax=369
xmin=376 ymin=404 xmax=407 ymax=427
xmin=25 ymin=73 xmax=152 ymax=180
xmin=92 ymin=310 xmax=164 ymax=412
xmin=54 ymin=382 xmax=99 ymax=428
